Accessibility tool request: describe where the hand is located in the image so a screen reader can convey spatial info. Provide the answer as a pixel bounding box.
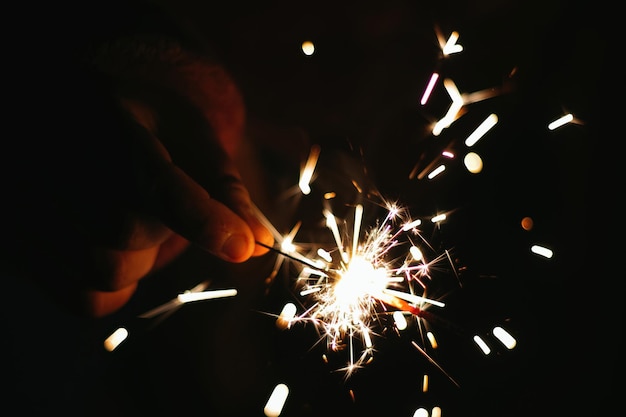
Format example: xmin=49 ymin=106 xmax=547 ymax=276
xmin=10 ymin=35 xmax=274 ymax=317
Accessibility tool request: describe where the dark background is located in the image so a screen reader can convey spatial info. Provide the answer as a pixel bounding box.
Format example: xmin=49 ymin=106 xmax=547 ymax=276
xmin=4 ymin=1 xmax=615 ymax=416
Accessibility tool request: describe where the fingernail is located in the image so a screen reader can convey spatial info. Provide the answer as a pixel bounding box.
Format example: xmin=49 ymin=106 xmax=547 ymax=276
xmin=221 ymin=234 xmax=249 ymax=261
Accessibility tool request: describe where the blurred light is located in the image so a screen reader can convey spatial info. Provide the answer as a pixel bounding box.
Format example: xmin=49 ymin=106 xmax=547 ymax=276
xmin=473 ymin=335 xmax=491 ymax=355
xmin=393 ymin=311 xmax=408 ymax=330
xmin=402 ymin=219 xmax=422 ymax=231
xmin=442 ymin=150 xmax=454 ymax=158
xmin=410 ymin=246 xmax=423 ymax=261
xmin=531 ymin=244 xmax=553 ymax=258
xmin=177 ymin=289 xmax=237 ymax=303
xmin=463 ymin=152 xmax=483 ymax=173
xmin=277 ymin=302 xmax=297 ymax=329
xmin=413 ymin=407 xmax=429 ymax=417
xmin=433 ymin=79 xmax=463 ymax=135
xmin=427 ymin=164 xmax=446 ymax=179
xmin=521 ymin=216 xmax=534 ymax=231
xmin=432 ymin=407 xmax=442 ymax=417
xmin=443 ymin=31 xmax=463 ymax=55
xmin=493 ymin=326 xmax=517 ymax=349
xmin=299 ymin=144 xmax=320 ymax=194
xmin=465 ymin=113 xmax=498 ymax=147
xmin=317 ymin=247 xmax=332 ymax=263
xmin=104 ymin=327 xmax=128 ymax=352
xmin=422 ymin=374 xmax=429 ymax=392
xmin=421 ymin=72 xmax=439 ymax=105
xmin=431 ymin=213 xmax=446 ymax=223
xmin=427 ymin=331 xmax=438 ymax=349
xmin=264 ymin=383 xmax=289 ymax=417
xmin=548 ymin=113 xmax=573 ymax=130
xmin=301 ymin=40 xmax=315 ymax=56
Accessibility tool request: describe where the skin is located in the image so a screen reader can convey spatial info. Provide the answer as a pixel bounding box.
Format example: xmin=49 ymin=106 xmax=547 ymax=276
xmin=25 ymin=35 xmax=274 ymax=318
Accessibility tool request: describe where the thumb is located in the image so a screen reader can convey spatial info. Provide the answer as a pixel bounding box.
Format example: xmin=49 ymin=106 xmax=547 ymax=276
xmin=147 ymin=159 xmax=256 ymax=263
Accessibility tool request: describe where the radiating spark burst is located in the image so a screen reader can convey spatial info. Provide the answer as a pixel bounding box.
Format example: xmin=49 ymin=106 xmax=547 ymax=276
xmin=260 ymin=195 xmax=454 ymax=378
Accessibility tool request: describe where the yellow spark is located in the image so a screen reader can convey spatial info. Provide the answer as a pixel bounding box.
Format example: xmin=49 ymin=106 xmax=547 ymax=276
xmin=299 ymin=144 xmax=320 ymax=194
xmin=465 ymin=113 xmax=498 ymax=147
xmin=427 ymin=164 xmax=446 ymax=179
xmin=473 ymin=335 xmax=491 ymax=355
xmin=493 ymin=326 xmax=517 ymax=349
xmin=177 ymin=289 xmax=237 ymax=303
xmin=464 ymin=151 xmax=483 ymax=173
xmin=264 ymin=383 xmax=289 ymax=417
xmin=531 ymin=244 xmax=553 ymax=258
xmin=393 ymin=311 xmax=408 ymax=330
xmin=104 ymin=327 xmax=128 ymax=352
xmin=548 ymin=113 xmax=573 ymax=130
xmin=442 ymin=31 xmax=463 ymax=55
xmin=301 ymin=40 xmax=315 ymax=56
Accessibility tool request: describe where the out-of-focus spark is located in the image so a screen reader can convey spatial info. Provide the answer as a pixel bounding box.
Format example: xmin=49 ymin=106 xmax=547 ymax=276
xmin=463 ymin=152 xmax=483 ymax=173
xmin=301 ymin=40 xmax=315 ymax=56
xmin=426 ymin=331 xmax=438 ymax=349
xmin=548 ymin=113 xmax=573 ymax=130
xmin=433 ymin=79 xmax=463 ymax=136
xmin=463 ymin=87 xmax=503 ymax=104
xmin=393 ymin=311 xmax=408 ymax=330
xmin=421 ymin=72 xmax=440 ymax=105
xmin=442 ymin=31 xmax=463 ymax=55
xmin=441 ymin=150 xmax=454 ymax=158
xmin=531 ymin=244 xmax=553 ymax=258
xmin=403 ymin=219 xmax=422 ymax=231
xmin=521 ymin=216 xmax=534 ymax=231
xmin=138 ymin=280 xmax=210 ymax=319
xmin=427 ymin=164 xmax=446 ymax=179
xmin=422 ymin=374 xmax=429 ymax=392
xmin=465 ymin=113 xmax=498 ymax=147
xmin=104 ymin=327 xmax=128 ymax=352
xmin=432 ymin=406 xmax=442 ymax=417
xmin=431 ymin=213 xmax=446 ymax=223
xmin=299 ymin=144 xmax=320 ymax=194
xmin=177 ymin=288 xmax=237 ymax=303
xmin=277 ymin=302 xmax=297 ymax=330
xmin=493 ymin=326 xmax=517 ymax=349
xmin=473 ymin=335 xmax=491 ymax=355
xmin=264 ymin=383 xmax=289 ymax=417
xmin=413 ymin=407 xmax=429 ymax=417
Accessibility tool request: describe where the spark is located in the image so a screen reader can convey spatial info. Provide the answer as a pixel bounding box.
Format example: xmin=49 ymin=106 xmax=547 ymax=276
xmin=493 ymin=326 xmax=517 ymax=349
xmin=442 ymin=31 xmax=463 ymax=55
xmin=264 ymin=383 xmax=289 ymax=417
xmin=547 ymin=113 xmax=573 ymax=130
xmin=262 ymin=196 xmax=454 ymax=377
xmin=421 ymin=72 xmax=440 ymax=105
xmin=427 ymin=164 xmax=446 ymax=179
xmin=531 ymin=244 xmax=553 ymax=258
xmin=465 ymin=113 xmax=498 ymax=147
xmin=177 ymin=288 xmax=237 ymax=303
xmin=473 ymin=335 xmax=491 ymax=355
xmin=104 ymin=327 xmax=128 ymax=352
xmin=299 ymin=144 xmax=320 ymax=194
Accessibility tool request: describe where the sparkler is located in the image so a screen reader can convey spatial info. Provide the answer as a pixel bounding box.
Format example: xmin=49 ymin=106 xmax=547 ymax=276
xmin=257 ymin=163 xmax=459 ymax=379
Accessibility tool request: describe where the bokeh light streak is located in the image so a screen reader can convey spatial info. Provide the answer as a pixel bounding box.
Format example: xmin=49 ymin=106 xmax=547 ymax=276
xmin=264 ymin=383 xmax=289 ymax=417
xmin=548 ymin=113 xmax=573 ymax=130
xmin=473 ymin=335 xmax=491 ymax=355
xmin=493 ymin=326 xmax=517 ymax=349
xmin=465 ymin=113 xmax=498 ymax=147
xmin=104 ymin=327 xmax=128 ymax=352
xmin=530 ymin=244 xmax=553 ymax=258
